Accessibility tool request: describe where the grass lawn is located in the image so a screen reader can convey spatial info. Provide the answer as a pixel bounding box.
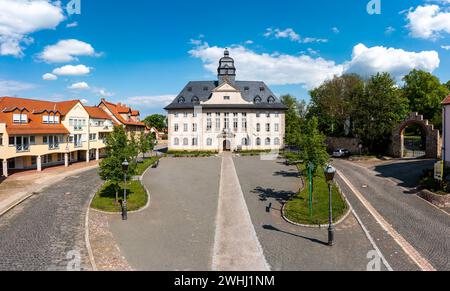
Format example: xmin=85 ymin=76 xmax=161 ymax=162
xmin=91 ymin=180 xmax=148 ymax=212
xmin=284 ymin=164 xmax=348 ymax=225
xmin=135 ymin=156 xmax=160 ymax=176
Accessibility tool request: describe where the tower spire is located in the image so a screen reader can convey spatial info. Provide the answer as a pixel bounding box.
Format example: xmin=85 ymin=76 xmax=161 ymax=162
xmin=217 ymin=49 xmax=236 ymax=84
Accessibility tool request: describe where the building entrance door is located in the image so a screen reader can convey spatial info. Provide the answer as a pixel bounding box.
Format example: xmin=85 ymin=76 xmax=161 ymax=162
xmin=223 ymin=140 xmax=231 ymax=152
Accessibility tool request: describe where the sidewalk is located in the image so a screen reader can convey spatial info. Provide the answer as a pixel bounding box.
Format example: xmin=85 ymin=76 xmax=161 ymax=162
xmin=0 ymin=161 xmax=100 ymax=216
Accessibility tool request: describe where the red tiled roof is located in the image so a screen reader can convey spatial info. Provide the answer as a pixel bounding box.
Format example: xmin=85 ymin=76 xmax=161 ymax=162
xmin=99 ymin=99 xmax=146 ymax=127
xmin=84 ymin=106 xmax=113 ymax=120
xmin=0 ymin=96 xmax=77 ymax=135
xmin=442 ymin=94 xmax=450 ymax=105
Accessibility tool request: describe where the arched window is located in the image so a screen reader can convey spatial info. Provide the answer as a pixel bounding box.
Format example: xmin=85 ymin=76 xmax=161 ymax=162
xmin=191 ymin=96 xmax=200 ymax=104
xmin=254 ymin=96 xmax=262 ymax=104
xmin=178 ymin=96 xmax=185 ymax=104
xmin=192 ymin=138 xmax=198 ymax=146
xmin=207 ymin=138 xmax=213 ymax=146
xmin=174 ymin=138 xmax=179 ymax=146
xmin=274 ymin=138 xmax=280 ymax=146
xmin=265 ymin=138 xmax=271 ymax=146
xmin=267 ymin=96 xmax=275 ymax=104
xmin=256 ymin=138 xmax=261 ymax=146
xmin=183 ymin=138 xmax=188 ymax=146
xmin=256 ymin=123 xmax=261 ymax=132
xmin=242 ymin=138 xmax=249 ymax=146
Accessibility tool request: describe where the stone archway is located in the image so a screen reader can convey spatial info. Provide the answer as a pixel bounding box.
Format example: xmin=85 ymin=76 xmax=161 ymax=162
xmin=391 ymin=112 xmax=441 ymax=159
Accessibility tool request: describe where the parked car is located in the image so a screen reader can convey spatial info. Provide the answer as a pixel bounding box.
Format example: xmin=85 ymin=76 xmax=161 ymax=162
xmin=332 ymin=149 xmax=351 ymax=158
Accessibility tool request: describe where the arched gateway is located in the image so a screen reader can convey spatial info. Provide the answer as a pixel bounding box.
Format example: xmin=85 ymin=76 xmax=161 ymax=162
xmin=391 ymin=112 xmax=441 ymax=159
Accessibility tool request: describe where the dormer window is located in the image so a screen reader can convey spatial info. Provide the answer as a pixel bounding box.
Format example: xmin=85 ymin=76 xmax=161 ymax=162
xmin=178 ymin=96 xmax=186 ymax=104
xmin=260 ymin=87 xmax=265 ymax=92
xmin=224 ymin=96 xmax=230 ymax=101
xmin=203 ymin=86 xmax=209 ymax=91
xmin=268 ymin=96 xmax=276 ymax=104
xmin=187 ymin=87 xmax=193 ymax=92
xmin=254 ymin=96 xmax=262 ymax=104
xmin=13 ymin=114 xmax=28 ymax=124
xmin=244 ymin=87 xmax=249 ymax=91
xmin=191 ymin=96 xmax=200 ymax=104
xmin=43 ymin=114 xmax=60 ymax=124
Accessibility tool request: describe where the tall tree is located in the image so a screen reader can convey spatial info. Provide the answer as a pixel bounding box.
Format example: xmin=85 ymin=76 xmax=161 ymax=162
xmin=139 ymin=133 xmax=155 ymax=159
xmin=402 ymin=69 xmax=449 ymax=129
xmin=353 ymin=73 xmax=409 ymax=153
xmin=295 ymin=117 xmax=329 ymax=174
xmin=281 ymin=94 xmax=303 ymax=146
xmin=308 ymin=74 xmax=364 ymax=137
xmin=99 ymin=126 xmax=137 ymax=203
xmin=144 ymin=114 xmax=167 ymax=131
xmin=445 ymin=80 xmax=450 ymax=92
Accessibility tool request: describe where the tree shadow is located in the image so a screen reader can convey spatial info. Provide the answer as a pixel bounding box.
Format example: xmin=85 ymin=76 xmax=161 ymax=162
xmin=252 ymin=187 xmax=296 ymax=203
xmin=273 ymin=170 xmax=299 ymax=178
xmin=0 ymin=176 xmax=5 ymax=185
xmin=373 ymin=159 xmax=436 ymax=189
xmin=262 ymin=225 xmax=328 ymax=246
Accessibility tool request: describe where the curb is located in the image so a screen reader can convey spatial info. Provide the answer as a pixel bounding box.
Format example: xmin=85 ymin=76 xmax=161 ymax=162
xmin=89 ymin=159 xmax=157 ymax=215
xmin=0 ymin=165 xmax=99 ymax=218
xmin=85 ymin=184 xmax=102 ymax=271
xmin=280 ymin=172 xmax=352 ymax=229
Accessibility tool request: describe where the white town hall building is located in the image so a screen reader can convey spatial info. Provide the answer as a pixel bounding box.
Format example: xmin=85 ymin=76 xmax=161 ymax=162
xmin=165 ymin=49 xmax=287 ymax=152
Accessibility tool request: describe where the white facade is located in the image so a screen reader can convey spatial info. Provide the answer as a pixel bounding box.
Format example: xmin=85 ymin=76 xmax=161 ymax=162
xmin=167 ymin=82 xmax=285 ymax=152
xmin=443 ymin=104 xmax=450 ymax=164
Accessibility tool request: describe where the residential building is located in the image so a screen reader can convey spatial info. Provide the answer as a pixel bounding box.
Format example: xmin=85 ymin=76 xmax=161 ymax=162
xmin=98 ymin=99 xmax=148 ymax=136
xmin=0 ymin=97 xmax=115 ymax=177
xmin=442 ymin=95 xmax=450 ymax=165
xmin=165 ymin=49 xmax=287 ymax=152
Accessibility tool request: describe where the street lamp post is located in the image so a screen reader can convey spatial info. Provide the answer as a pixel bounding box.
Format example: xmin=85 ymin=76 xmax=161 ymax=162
xmin=324 ymin=165 xmax=337 ymax=246
xmin=122 ymin=160 xmax=129 ymax=221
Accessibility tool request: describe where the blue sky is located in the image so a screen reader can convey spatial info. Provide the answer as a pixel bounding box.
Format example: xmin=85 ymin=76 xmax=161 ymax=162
xmin=0 ymin=0 xmax=449 ymax=116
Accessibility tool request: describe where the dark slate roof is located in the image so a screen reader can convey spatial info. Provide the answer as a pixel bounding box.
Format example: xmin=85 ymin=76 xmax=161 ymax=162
xmin=164 ymin=81 xmax=287 ymax=111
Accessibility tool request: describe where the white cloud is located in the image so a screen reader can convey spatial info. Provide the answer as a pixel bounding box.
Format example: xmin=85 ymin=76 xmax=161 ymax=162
xmin=332 ymin=27 xmax=340 ymax=34
xmin=53 ymin=64 xmax=91 ymax=76
xmin=190 ymin=41 xmax=440 ymax=88
xmin=245 ymin=40 xmax=254 ymax=44
xmin=406 ymin=5 xmax=450 ymax=39
xmin=125 ymin=95 xmax=177 ymax=108
xmin=92 ymin=87 xmax=114 ymax=97
xmin=442 ymin=45 xmax=450 ymax=50
xmin=0 ymin=0 xmax=65 ymax=57
xmin=66 ymin=22 xmax=78 ymax=28
xmin=39 ymin=39 xmax=97 ymax=63
xmin=42 ymin=73 xmax=58 ymax=81
xmin=344 ymin=43 xmax=440 ymax=79
xmin=80 ymin=99 xmax=89 ymax=104
xmin=189 ymin=42 xmax=343 ymax=89
xmin=0 ymin=79 xmax=35 ymax=95
xmin=264 ymin=28 xmax=328 ymax=44
xmin=385 ymin=26 xmax=396 ymax=35
xmin=68 ymin=82 xmax=90 ymax=90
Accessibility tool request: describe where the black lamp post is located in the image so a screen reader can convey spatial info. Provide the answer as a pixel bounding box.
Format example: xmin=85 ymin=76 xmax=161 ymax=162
xmin=122 ymin=160 xmax=129 ymax=221
xmin=324 ymin=165 xmax=336 ymax=246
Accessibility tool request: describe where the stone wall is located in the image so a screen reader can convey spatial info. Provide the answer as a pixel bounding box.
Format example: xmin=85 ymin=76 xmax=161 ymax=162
xmin=325 ymin=137 xmax=362 ymax=154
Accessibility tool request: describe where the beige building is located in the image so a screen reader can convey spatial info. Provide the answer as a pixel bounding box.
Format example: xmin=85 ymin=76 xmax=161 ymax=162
xmin=0 ymin=97 xmax=116 ymax=177
xmin=165 ymin=50 xmax=287 ymax=152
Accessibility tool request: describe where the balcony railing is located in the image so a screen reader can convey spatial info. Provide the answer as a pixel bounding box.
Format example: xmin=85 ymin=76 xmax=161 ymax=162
xmin=74 ymin=142 xmax=84 ymax=148
xmin=73 ymin=126 xmax=83 ymax=131
xmin=48 ymin=144 xmax=60 ymax=150
xmin=16 ymin=145 xmax=30 ymax=153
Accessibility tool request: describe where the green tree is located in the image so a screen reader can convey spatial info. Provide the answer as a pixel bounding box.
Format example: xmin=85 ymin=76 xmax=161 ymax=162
xmin=139 ymin=133 xmax=155 ymax=158
xmin=353 ymin=73 xmax=409 ymax=153
xmin=281 ymin=94 xmax=303 ymax=146
xmin=309 ymin=74 xmax=364 ymax=137
xmin=402 ymin=69 xmax=449 ymax=129
xmin=144 ymin=114 xmax=167 ymax=131
xmin=99 ymin=126 xmax=137 ymax=204
xmin=445 ymin=80 xmax=450 ymax=92
xmin=295 ymin=117 xmax=329 ymax=174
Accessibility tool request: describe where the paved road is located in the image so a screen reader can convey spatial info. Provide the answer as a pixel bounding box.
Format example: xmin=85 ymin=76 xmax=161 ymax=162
xmin=108 ymin=157 xmax=221 ymax=271
xmin=0 ymin=169 xmax=101 ymax=271
xmin=233 ymin=156 xmax=383 ymax=271
xmin=333 ymin=159 xmax=450 ymax=271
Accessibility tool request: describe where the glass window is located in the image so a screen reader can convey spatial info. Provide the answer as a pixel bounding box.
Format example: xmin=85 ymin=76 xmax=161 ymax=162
xmin=257 ymin=123 xmax=261 ymax=132
xmin=266 ymin=123 xmax=271 ymax=132
xmin=174 ymin=124 xmax=179 ymax=132
xmin=184 ymin=124 xmax=188 ymax=132
xmin=274 ymin=138 xmax=280 ymax=146
xmin=256 ymin=138 xmax=261 ymax=146
xmin=207 ymin=119 xmax=212 ymax=131
xmin=275 ymin=124 xmax=279 ymax=132
xmin=183 ymin=138 xmax=188 ymax=146
xmin=265 ymin=138 xmax=271 ymax=146
xmin=192 ymin=138 xmax=198 ymax=146
xmin=174 ymin=138 xmax=179 ymax=146
xmin=192 ymin=123 xmax=197 ymax=132
xmin=207 ymin=138 xmax=213 ymax=146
